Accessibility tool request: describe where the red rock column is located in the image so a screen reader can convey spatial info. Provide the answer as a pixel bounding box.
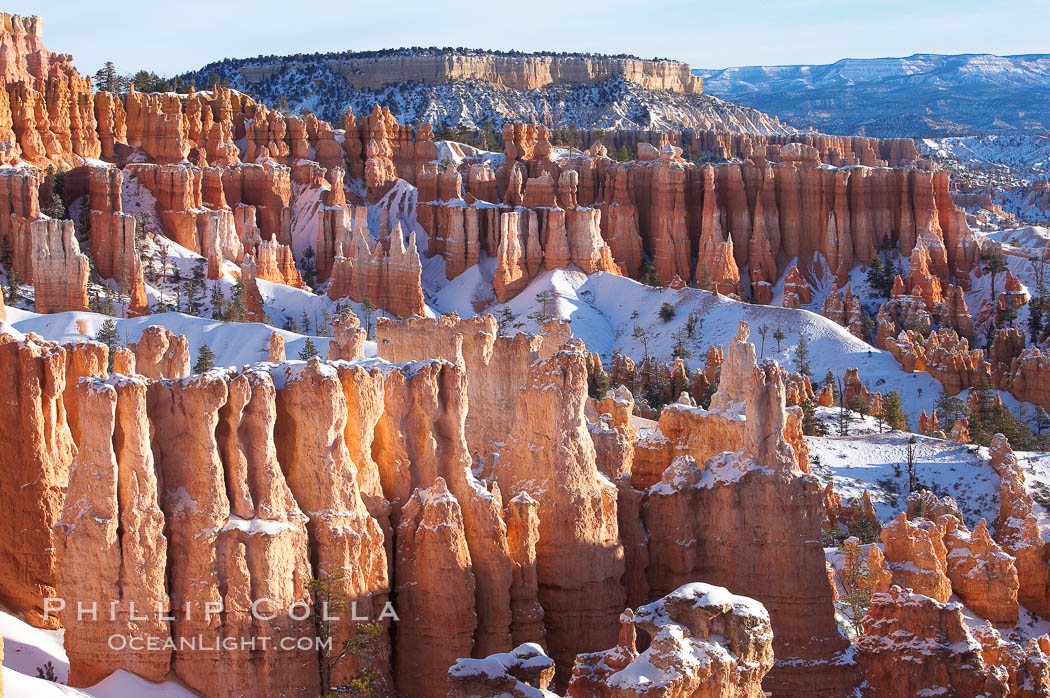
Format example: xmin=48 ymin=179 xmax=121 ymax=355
xmin=0 ymin=336 xmax=74 ymax=627
xmin=493 ymin=350 xmax=625 ymax=682
xmin=274 ymin=358 xmax=391 ymax=690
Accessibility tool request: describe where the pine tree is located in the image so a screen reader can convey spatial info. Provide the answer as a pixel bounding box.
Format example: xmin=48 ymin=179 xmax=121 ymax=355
xmin=801 ymin=397 xmax=820 ymax=436
xmin=773 ymin=326 xmax=785 ymax=352
xmin=906 ymin=436 xmax=918 ymax=493
xmin=695 ymin=264 xmax=712 ymax=291
xmin=882 ymin=391 xmax=908 ymax=431
xmin=838 ymin=537 xmax=877 ymax=639
xmin=639 ymin=258 xmax=658 ymax=287
xmin=670 ymin=329 xmax=693 ymax=360
xmin=756 ymin=325 xmax=769 ymax=357
xmin=360 ymin=299 xmax=376 ymax=339
xmin=5 ymin=266 xmax=21 ymax=305
xmin=794 ymin=332 xmax=812 ymax=377
xmin=228 ymin=281 xmax=247 ymax=322
xmin=193 ymin=344 xmax=216 ymax=373
xmin=835 ymin=377 xmax=856 ymax=436
xmin=1029 ymin=295 xmax=1044 ymax=342
xmin=309 ymin=572 xmax=384 ymax=696
xmin=93 ymin=61 xmax=119 ymax=93
xmin=209 ymin=283 xmax=226 ymax=320
xmin=982 ymin=248 xmax=1009 ymax=307
xmin=171 ymin=267 xmax=182 ymax=311
xmin=300 ymin=246 xmax=317 ymax=288
xmin=298 ymin=338 xmax=320 ymax=360
xmin=96 ymin=319 xmax=120 ymax=371
xmin=865 ymin=256 xmax=884 ymax=291
xmin=494 ymin=308 xmax=516 ymax=336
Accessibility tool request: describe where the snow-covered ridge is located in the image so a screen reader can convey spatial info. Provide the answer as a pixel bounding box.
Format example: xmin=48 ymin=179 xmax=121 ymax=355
xmin=182 ymin=55 xmax=790 ymax=134
xmin=696 ymin=53 xmax=1050 ymax=137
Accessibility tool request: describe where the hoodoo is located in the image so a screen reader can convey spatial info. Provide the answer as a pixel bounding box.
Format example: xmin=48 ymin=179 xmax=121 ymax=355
xmin=3 ymin=7 xmax=1050 ymax=698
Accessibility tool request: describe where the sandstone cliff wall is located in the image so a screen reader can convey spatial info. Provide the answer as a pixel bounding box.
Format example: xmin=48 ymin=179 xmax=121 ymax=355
xmin=240 ymin=53 xmax=703 ymax=94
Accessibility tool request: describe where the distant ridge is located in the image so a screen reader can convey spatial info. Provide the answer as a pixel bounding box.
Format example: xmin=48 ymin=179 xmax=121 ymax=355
xmin=177 ymin=48 xmax=804 ymax=134
xmin=696 ymin=53 xmax=1050 ymax=137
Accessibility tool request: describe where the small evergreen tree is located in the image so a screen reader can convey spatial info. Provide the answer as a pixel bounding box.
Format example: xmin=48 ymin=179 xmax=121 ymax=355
xmin=228 ymin=281 xmax=247 ymax=322
xmin=193 ymin=344 xmax=216 ymax=373
xmin=835 ymin=377 xmax=857 ymax=436
xmin=298 ymin=338 xmax=320 ymax=360
xmin=528 ymin=290 xmax=557 ymax=323
xmin=36 ymin=661 xmax=58 ymax=682
xmin=1029 ymin=296 xmax=1045 ymax=342
xmin=882 ymin=392 xmax=908 ymax=431
xmin=210 ymin=282 xmax=227 ymax=320
xmin=773 ymin=326 xmax=785 ymax=352
xmin=695 ymin=264 xmax=712 ymax=291
xmin=906 ymin=436 xmax=918 ymax=493
xmin=494 ymin=308 xmax=516 ymax=336
xmin=794 ymin=332 xmax=812 ymax=377
xmin=658 ymin=302 xmax=676 ymax=322
xmin=801 ymin=397 xmax=820 ymax=436
xmin=981 ymin=248 xmax=1009 ymax=307
xmin=838 ymin=537 xmax=877 ymax=639
xmin=94 ymin=61 xmax=119 ymax=92
xmin=360 ymin=299 xmax=377 ymax=338
xmin=308 ymin=572 xmax=385 ymax=696
xmin=1035 ymin=407 xmax=1050 ymax=440
xmin=685 ymin=311 xmax=701 ymax=338
xmin=670 ymin=328 xmax=693 ymax=360
xmin=639 ymin=258 xmax=658 ymax=287
xmin=171 ymin=267 xmax=182 ymax=311
xmin=96 ymin=319 xmax=120 ymax=371
xmin=300 ymin=246 xmax=317 ymax=288
xmin=5 ymin=266 xmax=21 ymax=305
xmin=997 ymin=303 xmax=1019 ymax=327
xmin=934 ymin=391 xmax=968 ymax=427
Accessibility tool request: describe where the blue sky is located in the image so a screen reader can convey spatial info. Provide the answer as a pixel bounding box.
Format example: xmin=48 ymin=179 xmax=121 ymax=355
xmin=15 ymin=0 xmax=1050 ymax=77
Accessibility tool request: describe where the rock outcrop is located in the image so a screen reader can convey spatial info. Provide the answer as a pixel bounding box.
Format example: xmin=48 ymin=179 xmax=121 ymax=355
xmin=567 ymin=583 xmax=774 ymax=698
xmin=989 ymin=433 xmax=1050 ymax=618
xmin=148 ymin=370 xmax=320 ymax=696
xmin=643 ymin=328 xmax=855 ymax=695
xmin=30 ymin=218 xmax=88 ymax=313
xmin=940 ymin=515 xmax=1019 ymax=623
xmin=492 ymin=350 xmax=625 ymax=681
xmin=58 ymin=376 xmax=171 ymax=686
xmin=326 ymin=224 xmax=426 ymax=319
xmin=274 ymin=358 xmax=390 ymax=690
xmin=327 ymin=310 xmax=366 ymax=361
xmin=449 ymin=643 xmax=557 ymax=698
xmin=972 ymin=623 xmax=1050 ymax=698
xmin=86 ymin=166 xmax=147 ymax=314
xmin=394 ymin=478 xmax=477 ymax=697
xmin=857 ymin=586 xmax=1007 ymax=697
xmin=129 ymin=326 xmax=190 ymax=379
xmin=0 ymin=336 xmax=74 ymax=627
xmin=880 ymin=512 xmax=952 ymax=603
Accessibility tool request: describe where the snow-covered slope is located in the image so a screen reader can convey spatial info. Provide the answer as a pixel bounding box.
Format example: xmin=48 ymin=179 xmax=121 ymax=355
xmin=697 ymin=53 xmax=1050 ymax=137
xmin=428 ymin=265 xmax=947 ymax=427
xmin=1 ymin=307 xmax=376 ymax=368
